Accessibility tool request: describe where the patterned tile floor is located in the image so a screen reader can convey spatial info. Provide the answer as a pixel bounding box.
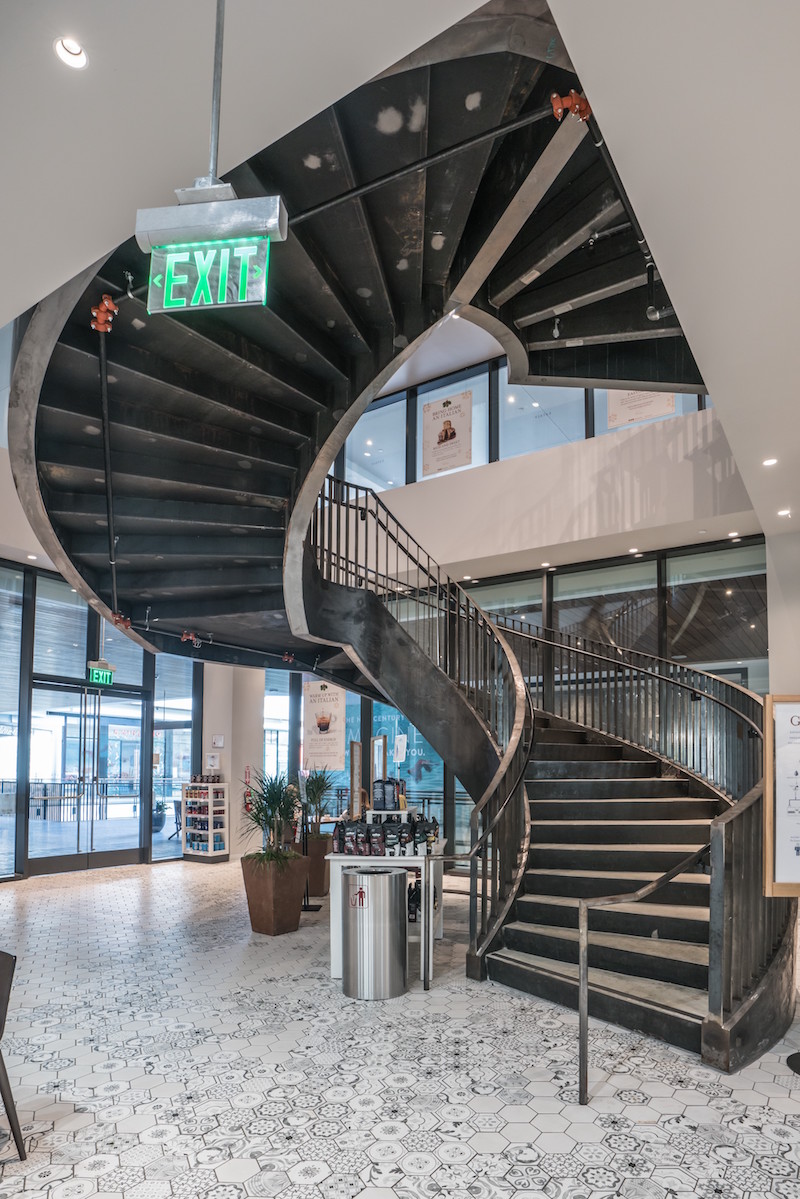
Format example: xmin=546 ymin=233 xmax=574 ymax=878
xmin=2 ymin=861 xmax=800 ymax=1199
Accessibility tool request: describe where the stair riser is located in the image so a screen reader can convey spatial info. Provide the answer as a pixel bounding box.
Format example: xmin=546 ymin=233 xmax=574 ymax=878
xmin=535 ymin=729 xmax=586 ymax=744
xmin=527 ymin=761 xmax=659 ymax=779
xmin=531 ymin=822 xmax=710 ymax=846
xmin=502 ymin=927 xmax=708 ymax=989
xmin=486 ymin=956 xmax=702 ymax=1055
xmin=526 ymin=778 xmax=690 ymax=799
xmin=530 ymin=800 xmax=718 ymax=821
xmin=515 ymin=898 xmax=709 ymax=944
xmin=524 ymin=871 xmax=709 ymax=906
xmin=530 ymin=846 xmax=703 ymax=871
xmin=532 ymin=744 xmax=623 ymax=761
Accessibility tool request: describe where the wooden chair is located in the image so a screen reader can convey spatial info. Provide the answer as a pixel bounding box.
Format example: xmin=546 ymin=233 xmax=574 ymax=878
xmin=0 ymin=952 xmax=26 ymax=1160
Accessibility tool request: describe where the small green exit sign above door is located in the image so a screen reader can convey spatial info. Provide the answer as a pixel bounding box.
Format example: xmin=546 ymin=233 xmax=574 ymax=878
xmin=147 ymin=235 xmax=270 ymax=315
xmin=88 ymin=665 xmax=114 ymax=686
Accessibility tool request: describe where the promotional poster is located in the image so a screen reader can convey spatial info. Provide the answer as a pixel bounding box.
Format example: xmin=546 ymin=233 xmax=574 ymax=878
xmin=607 ymin=389 xmax=676 ymax=428
xmin=421 ymin=389 xmax=472 ymax=476
xmin=774 ymin=700 xmax=800 ymax=883
xmin=302 ymin=680 xmax=346 ymax=771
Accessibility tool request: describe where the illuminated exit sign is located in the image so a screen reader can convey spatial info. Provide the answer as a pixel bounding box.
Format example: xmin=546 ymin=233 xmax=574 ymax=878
xmin=87 ymin=663 xmax=115 ymax=686
xmin=147 ymin=236 xmax=270 ymax=315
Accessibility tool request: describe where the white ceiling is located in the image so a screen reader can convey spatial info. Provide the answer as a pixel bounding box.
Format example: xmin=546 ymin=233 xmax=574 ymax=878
xmin=0 ymin=0 xmax=479 ymax=329
xmin=549 ymin=0 xmax=800 ymax=549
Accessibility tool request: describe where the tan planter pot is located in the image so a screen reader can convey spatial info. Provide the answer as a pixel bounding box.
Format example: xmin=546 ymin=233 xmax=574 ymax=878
xmin=307 ymin=834 xmax=332 ymax=896
xmin=241 ymin=853 xmax=309 ymax=935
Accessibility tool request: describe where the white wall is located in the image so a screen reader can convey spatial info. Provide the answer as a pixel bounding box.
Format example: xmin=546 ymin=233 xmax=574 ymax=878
xmin=383 ymin=409 xmax=759 ymax=580
xmin=202 ymin=662 xmax=264 ymax=859
xmin=766 ymin=533 xmax=800 ymax=694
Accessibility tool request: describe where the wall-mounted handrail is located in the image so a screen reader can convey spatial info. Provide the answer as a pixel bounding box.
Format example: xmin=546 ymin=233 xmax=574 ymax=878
xmin=308 ymin=476 xmax=531 ymax=964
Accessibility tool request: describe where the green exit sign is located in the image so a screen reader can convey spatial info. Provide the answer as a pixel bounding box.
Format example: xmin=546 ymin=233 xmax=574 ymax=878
xmin=147 ymin=235 xmax=270 ymax=315
xmin=88 ymin=666 xmax=114 ymax=686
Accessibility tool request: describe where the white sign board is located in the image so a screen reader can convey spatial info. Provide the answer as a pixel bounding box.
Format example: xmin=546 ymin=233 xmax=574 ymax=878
xmin=303 ymin=680 xmax=346 ymax=771
xmin=393 ymin=733 xmax=407 ymax=764
xmin=773 ymin=699 xmax=800 ymax=884
xmin=421 ymin=389 xmax=472 ymax=477
xmin=607 ymin=389 xmax=675 ymax=429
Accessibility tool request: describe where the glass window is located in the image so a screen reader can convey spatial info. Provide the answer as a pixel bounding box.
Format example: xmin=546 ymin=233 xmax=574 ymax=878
xmin=0 ymin=566 xmax=22 ymax=877
xmin=33 ymin=576 xmax=88 ymax=679
xmin=264 ymin=669 xmax=290 ymax=778
xmin=373 ymin=701 xmax=443 ymax=830
xmin=594 ymin=388 xmax=699 ymax=436
xmin=466 ymin=576 xmax=543 ymax=628
xmin=344 ymin=395 xmax=406 ymax=492
xmin=153 ymin=653 xmax=195 ymax=861
xmin=666 ymin=543 xmax=767 ymax=688
xmin=499 ymin=365 xmax=584 ymax=458
xmin=416 ymin=369 xmax=489 ymax=480
xmin=554 ymin=560 xmax=659 ymax=654
xmin=101 ymin=621 xmax=143 ymax=686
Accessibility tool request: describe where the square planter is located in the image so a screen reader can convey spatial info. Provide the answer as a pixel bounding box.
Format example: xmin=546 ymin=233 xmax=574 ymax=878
xmin=307 ymin=834 xmax=332 ymax=896
xmin=241 ymin=853 xmax=309 ymax=935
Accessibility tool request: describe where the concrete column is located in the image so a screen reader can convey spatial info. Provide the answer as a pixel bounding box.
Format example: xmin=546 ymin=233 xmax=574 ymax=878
xmin=766 ymin=533 xmax=800 ymax=694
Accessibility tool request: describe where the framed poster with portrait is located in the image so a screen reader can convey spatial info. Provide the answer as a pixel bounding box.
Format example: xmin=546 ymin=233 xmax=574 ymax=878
xmin=763 ymin=694 xmax=800 ymax=895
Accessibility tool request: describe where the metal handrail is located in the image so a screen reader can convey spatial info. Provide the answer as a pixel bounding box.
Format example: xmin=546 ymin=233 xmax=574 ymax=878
xmin=496 ymin=622 xmax=763 ymax=802
xmin=495 ymin=618 xmax=763 ymax=707
xmin=309 ymin=476 xmax=531 ymax=963
xmin=576 ymin=843 xmax=710 ymax=1103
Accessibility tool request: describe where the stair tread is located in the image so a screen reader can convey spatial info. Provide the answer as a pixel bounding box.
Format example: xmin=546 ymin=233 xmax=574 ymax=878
xmin=522 ymin=895 xmax=710 ymax=922
xmin=506 ymin=921 xmax=709 ymax=964
xmin=528 ymin=867 xmax=710 ymax=887
xmin=489 ymin=947 xmax=707 ymax=1020
xmin=534 ymin=841 xmax=707 ymax=851
xmin=531 ymin=819 xmax=712 ymax=828
xmin=529 ymin=798 xmax=713 ymax=805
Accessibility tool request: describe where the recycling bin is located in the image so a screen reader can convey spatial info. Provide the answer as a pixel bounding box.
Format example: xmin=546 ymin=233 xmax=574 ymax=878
xmin=341 ymin=866 xmax=408 ymax=1000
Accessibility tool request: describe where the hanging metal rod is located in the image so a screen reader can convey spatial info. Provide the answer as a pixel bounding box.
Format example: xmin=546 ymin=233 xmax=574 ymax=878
xmin=208 ymin=0 xmax=225 ymax=183
xmin=288 ymin=100 xmax=557 ymax=229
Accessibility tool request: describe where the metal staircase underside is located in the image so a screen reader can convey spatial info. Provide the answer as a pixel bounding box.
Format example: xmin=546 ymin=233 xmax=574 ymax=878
xmin=9 ymin=4 xmax=704 ymax=678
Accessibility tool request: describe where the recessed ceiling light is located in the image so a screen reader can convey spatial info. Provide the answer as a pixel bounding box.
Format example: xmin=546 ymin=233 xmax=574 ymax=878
xmin=725 ymin=589 xmax=733 ymax=596
xmin=463 ymin=574 xmax=471 ymax=580
xmin=698 ymin=529 xmax=707 ymax=535
xmin=732 ymin=537 xmax=741 ymax=542
xmin=541 ymin=562 xmax=550 ymax=568
xmin=387 ymin=480 xmax=394 ymax=486
xmin=629 ymin=548 xmax=638 ymax=554
xmin=635 ymin=553 xmax=643 ymax=558
xmin=763 ymin=458 xmax=778 ymax=466
xmin=366 ymin=439 xmax=373 ymax=446
xmin=54 ymin=36 xmax=88 ymax=69
xmin=364 ymin=451 xmax=371 ymax=457
xmin=451 ymin=313 xmax=460 ymax=320
xmin=778 ymin=508 xmax=791 ymax=517
xmin=548 ymin=566 xmax=556 ymax=571
xmin=750 ymin=623 xmax=756 ymax=629
xmin=728 ymin=532 xmax=738 ymax=538
xmin=532 ymin=401 xmax=540 ymax=408
xmin=26 ymin=554 xmax=37 ymax=561
xmin=507 ymin=395 xmax=515 ymax=404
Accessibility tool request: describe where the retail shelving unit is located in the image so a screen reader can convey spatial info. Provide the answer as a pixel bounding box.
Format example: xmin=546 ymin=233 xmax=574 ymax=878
xmin=181 ymin=782 xmax=229 ymax=862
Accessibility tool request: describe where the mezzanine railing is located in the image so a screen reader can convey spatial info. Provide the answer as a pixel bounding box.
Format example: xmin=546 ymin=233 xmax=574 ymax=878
xmin=309 ymin=476 xmax=531 ymax=963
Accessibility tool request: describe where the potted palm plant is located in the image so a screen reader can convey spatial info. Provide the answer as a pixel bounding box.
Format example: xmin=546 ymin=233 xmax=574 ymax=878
xmin=241 ymin=770 xmax=309 ymax=935
xmin=151 ymin=799 xmax=166 ymax=834
xmin=303 ymin=768 xmax=334 ymax=896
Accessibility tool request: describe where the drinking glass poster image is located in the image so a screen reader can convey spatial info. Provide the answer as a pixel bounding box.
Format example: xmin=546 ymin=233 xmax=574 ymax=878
xmin=302 ymin=680 xmax=346 ymax=771
xmin=421 ymin=390 xmax=473 ymax=477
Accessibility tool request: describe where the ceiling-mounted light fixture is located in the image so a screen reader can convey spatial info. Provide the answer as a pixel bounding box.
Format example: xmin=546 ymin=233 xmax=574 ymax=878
xmin=54 ymin=36 xmax=87 ymax=69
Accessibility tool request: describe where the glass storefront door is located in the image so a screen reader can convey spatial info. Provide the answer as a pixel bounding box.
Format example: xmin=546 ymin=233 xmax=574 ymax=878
xmin=28 ymin=683 xmax=144 ymax=871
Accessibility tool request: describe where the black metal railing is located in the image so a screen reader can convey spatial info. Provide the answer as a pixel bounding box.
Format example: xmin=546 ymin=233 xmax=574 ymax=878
xmin=496 ymin=621 xmax=762 ymax=800
xmin=309 ymin=476 xmax=531 ymax=962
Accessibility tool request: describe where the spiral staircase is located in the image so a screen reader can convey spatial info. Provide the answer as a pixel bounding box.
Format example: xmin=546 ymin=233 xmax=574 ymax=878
xmin=7 ymin=2 xmax=795 ymax=1071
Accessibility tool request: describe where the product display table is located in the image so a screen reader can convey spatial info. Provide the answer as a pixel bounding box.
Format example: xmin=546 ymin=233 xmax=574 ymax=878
xmin=327 ymin=843 xmax=445 ymax=988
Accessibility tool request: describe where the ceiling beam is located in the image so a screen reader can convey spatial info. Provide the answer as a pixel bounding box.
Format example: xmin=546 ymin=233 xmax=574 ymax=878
xmin=489 ymin=179 xmax=625 ymax=307
xmin=512 ymin=250 xmax=650 ymax=328
xmin=526 ymin=336 xmax=704 ymax=390
xmin=448 ymin=114 xmax=588 ymax=309
xmin=129 ymin=591 xmax=286 ymax=624
xmin=525 ymin=285 xmax=681 ymax=350
xmin=116 ymin=565 xmax=283 ymax=595
xmin=38 ymin=443 xmax=292 ymax=504
xmin=55 ymin=327 xmax=316 ymax=440
xmin=47 ymin=492 xmax=284 ymax=530
xmin=69 ymin=532 xmax=285 ymax=562
xmin=40 ymin=385 xmax=299 ymax=473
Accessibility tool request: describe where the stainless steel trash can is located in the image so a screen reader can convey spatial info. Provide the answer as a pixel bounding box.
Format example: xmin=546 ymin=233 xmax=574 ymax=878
xmin=342 ymin=866 xmax=408 ymax=1000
